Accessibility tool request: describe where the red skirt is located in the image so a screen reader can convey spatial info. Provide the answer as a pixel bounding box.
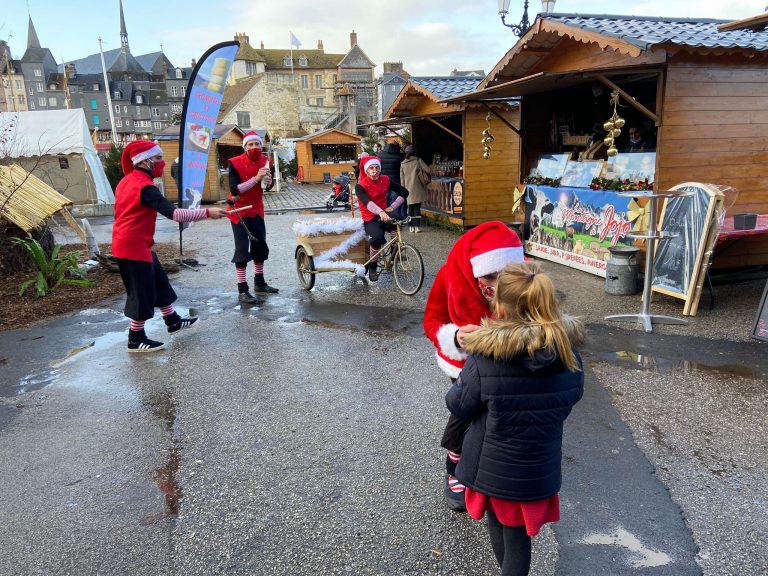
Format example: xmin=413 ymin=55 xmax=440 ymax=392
xmin=464 ymin=488 xmax=560 ymax=537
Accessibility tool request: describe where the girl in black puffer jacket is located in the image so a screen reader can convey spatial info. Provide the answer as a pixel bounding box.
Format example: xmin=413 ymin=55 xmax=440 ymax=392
xmin=446 ymin=262 xmax=584 ymax=576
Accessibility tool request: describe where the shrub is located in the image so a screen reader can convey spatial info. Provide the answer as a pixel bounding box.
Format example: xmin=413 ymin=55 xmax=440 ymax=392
xmin=12 ymin=237 xmax=95 ymax=298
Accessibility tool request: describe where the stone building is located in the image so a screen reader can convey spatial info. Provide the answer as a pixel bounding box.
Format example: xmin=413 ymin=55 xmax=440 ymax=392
xmin=0 ymin=41 xmax=28 ymax=112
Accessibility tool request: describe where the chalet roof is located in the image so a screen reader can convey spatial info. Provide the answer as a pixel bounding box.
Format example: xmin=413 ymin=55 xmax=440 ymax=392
xmin=219 ymin=75 xmax=262 ymax=117
xmin=294 ymin=128 xmax=361 ymax=142
xmin=410 ymin=76 xmax=482 ymax=100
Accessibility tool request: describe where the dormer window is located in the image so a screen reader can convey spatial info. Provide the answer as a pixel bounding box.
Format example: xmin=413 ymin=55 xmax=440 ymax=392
xmin=49 ymin=84 xmax=56 ymax=90
xmin=136 ymin=94 xmax=144 ymax=104
xmin=114 ymin=90 xmax=122 ymax=99
xmin=299 ymin=55 xmax=308 ymax=67
xmin=92 ymin=83 xmax=99 ymax=91
xmin=175 ymin=68 xmax=183 ymax=79
xmin=283 ymin=55 xmax=292 ymax=67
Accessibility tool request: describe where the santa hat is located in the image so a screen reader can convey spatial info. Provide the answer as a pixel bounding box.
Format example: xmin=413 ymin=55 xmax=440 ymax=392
xmin=242 ymin=131 xmax=263 ymax=147
xmin=360 ymin=155 xmax=381 ymax=174
xmin=469 ymin=222 xmax=524 ymax=278
xmin=121 ymin=140 xmax=162 ymax=175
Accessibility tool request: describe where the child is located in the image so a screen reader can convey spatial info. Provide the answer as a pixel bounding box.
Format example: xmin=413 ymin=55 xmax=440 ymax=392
xmin=445 ymin=262 xmax=584 ymax=575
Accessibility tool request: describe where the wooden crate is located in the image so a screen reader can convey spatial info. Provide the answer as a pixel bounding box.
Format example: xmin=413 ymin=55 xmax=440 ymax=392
xmin=295 ymin=231 xmax=367 ymax=264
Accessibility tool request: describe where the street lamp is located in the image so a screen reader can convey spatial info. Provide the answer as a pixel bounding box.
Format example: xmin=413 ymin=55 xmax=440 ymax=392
xmin=498 ymin=0 xmax=557 ymax=36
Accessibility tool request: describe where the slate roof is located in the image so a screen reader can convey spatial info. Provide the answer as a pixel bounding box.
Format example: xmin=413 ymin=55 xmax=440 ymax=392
xmin=59 ymin=50 xmax=168 ymax=75
xmin=546 ymin=13 xmax=768 ymax=52
xmin=410 ymin=77 xmax=482 ymax=100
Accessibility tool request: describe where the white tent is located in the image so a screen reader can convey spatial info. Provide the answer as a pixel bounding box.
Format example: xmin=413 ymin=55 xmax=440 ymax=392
xmin=0 ymin=109 xmax=114 ymax=205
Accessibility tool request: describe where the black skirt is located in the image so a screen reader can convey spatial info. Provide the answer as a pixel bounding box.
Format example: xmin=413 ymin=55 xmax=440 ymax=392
xmin=117 ymin=252 xmax=177 ymax=321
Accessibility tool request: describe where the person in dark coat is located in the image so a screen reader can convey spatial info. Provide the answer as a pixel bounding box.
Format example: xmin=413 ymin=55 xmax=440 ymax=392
xmin=446 ymin=261 xmax=584 ymax=576
xmin=378 ymin=142 xmax=406 ymax=218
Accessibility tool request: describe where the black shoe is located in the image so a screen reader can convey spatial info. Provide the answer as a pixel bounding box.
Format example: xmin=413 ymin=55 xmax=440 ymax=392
xmin=127 ymin=338 xmax=165 ymax=353
xmin=167 ymin=316 xmax=198 ymax=334
xmin=239 ymin=291 xmax=258 ymax=303
xmin=253 ymin=283 xmax=279 ymax=294
xmin=444 ymin=475 xmax=467 ymax=512
xmin=368 ymin=266 xmax=380 ymax=281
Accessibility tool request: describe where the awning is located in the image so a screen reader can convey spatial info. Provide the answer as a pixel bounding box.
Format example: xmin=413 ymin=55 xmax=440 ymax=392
xmin=441 ymin=65 xmax=662 ymax=104
xmin=359 ymin=111 xmax=463 ymax=128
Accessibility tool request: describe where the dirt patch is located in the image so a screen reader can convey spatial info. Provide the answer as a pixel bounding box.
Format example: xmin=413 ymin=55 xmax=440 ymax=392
xmin=0 ymin=243 xmax=187 ymax=332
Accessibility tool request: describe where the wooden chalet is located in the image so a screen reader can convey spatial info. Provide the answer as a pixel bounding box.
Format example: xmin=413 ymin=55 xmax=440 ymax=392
xmin=443 ymin=12 xmax=768 ymax=267
xmin=156 ymin=124 xmax=246 ymax=203
xmin=295 ymin=128 xmax=361 ymax=183
xmin=369 ymin=77 xmax=521 ymax=227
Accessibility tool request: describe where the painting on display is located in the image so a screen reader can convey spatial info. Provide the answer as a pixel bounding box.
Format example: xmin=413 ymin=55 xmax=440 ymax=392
xmin=560 ymin=160 xmax=604 ymax=188
xmin=529 ymin=153 xmax=571 ymax=180
xmin=524 ymin=184 xmax=635 ymax=277
xmin=602 ymin=152 xmax=656 ymax=183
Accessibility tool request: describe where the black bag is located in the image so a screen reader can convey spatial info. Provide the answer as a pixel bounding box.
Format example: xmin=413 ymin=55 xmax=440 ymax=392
xmin=387 ymin=189 xmax=407 ymax=220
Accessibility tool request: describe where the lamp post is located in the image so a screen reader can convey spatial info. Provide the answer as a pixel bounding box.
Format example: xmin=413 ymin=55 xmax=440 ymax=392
xmin=498 ymin=0 xmax=556 ymax=36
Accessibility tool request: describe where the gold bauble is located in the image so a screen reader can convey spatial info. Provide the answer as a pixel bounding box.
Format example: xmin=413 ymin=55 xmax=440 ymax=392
xmin=604 ymin=136 xmax=614 ymax=147
xmin=603 ymin=120 xmax=615 ymax=131
xmin=482 ymin=150 xmax=491 ymax=159
xmin=607 ymin=146 xmax=618 ymax=157
xmin=612 ymin=128 xmax=622 ymax=138
xmin=614 ymin=117 xmax=625 ymax=129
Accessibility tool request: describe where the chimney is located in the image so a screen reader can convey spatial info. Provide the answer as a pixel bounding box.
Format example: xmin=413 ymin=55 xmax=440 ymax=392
xmin=260 ymin=40 xmax=264 ymax=49
xmin=65 ymin=63 xmax=76 ymax=79
xmin=191 ymin=58 xmax=197 ymax=68
xmin=317 ymin=39 xmax=324 ymax=51
xmin=350 ymin=30 xmax=357 ymax=48
xmin=234 ymin=32 xmax=250 ymax=46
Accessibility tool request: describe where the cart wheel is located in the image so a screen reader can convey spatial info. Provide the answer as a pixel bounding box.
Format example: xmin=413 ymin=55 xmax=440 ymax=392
xmin=296 ymin=246 xmax=316 ymax=290
xmin=393 ymin=243 xmax=424 ymax=296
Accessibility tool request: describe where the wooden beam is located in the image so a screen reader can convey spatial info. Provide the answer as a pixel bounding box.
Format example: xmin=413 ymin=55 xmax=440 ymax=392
xmin=59 ymin=207 xmax=87 ymax=245
xmin=717 ymin=13 xmax=768 ymax=32
xmin=596 ymin=74 xmax=658 ymax=124
xmin=425 ymin=117 xmax=463 ymax=142
xmin=480 ymin=102 xmax=521 ymax=136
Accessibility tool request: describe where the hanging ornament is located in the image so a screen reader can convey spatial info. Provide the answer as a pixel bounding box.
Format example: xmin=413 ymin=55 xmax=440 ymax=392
xmin=627 ymin=197 xmax=650 ymax=231
xmin=482 ymin=112 xmax=495 ymax=160
xmin=601 ymin=91 xmax=625 ymax=158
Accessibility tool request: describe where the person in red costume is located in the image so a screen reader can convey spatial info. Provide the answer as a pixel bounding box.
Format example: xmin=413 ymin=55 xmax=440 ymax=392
xmin=227 ymin=131 xmax=277 ymax=302
xmin=422 ymin=221 xmax=524 ymax=510
xmin=354 ymin=155 xmax=409 ymax=281
xmin=112 ymin=141 xmax=227 ymax=353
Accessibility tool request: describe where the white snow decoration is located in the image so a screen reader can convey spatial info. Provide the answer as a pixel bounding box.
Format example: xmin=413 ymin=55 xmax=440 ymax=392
xmin=314 ymin=228 xmax=367 ymax=277
xmin=292 ymin=217 xmax=364 ymax=237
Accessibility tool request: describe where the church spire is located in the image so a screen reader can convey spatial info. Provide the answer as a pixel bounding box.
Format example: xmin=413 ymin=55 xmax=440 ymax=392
xmin=119 ymin=0 xmax=129 ymax=51
xmin=27 ymin=15 xmax=41 ymax=50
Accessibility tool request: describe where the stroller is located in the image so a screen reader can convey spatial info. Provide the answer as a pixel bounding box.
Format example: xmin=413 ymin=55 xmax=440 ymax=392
xmin=325 ymin=174 xmax=352 ymax=211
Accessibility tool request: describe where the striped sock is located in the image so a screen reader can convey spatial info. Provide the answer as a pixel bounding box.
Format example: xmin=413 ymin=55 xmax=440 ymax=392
xmin=159 ymin=304 xmax=175 ymax=318
xmin=129 ymin=319 xmax=145 ymax=332
xmin=254 ymin=262 xmax=264 ymax=275
xmin=447 ymin=475 xmax=466 ymax=493
xmin=447 ymin=450 xmax=461 ymax=464
xmin=236 ymin=266 xmax=247 ymax=283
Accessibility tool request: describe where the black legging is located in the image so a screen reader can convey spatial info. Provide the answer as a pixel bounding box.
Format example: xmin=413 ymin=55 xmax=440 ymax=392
xmin=487 ymin=511 xmax=532 ymax=576
xmin=408 ymin=203 xmax=421 ymax=227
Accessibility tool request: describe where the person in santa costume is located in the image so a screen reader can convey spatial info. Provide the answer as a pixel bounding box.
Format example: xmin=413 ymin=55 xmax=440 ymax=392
xmin=112 ymin=141 xmax=227 ymax=353
xmin=354 ymin=155 xmax=409 ymax=281
xmin=423 ymin=221 xmax=524 ymax=511
xmin=227 ymin=131 xmax=277 ymax=301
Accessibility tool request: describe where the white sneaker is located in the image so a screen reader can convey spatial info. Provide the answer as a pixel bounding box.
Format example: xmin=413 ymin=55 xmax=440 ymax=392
xmin=414 ymin=227 xmax=421 ymax=233
xmin=409 ymin=226 xmax=414 ymax=233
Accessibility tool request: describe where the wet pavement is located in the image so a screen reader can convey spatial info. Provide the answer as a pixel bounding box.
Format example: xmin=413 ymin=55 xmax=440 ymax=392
xmin=0 ymin=210 xmax=766 ymax=575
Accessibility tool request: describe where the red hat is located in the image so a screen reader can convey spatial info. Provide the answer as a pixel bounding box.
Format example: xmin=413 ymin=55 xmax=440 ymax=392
xmin=468 ymin=222 xmax=524 ymax=278
xmin=360 ymin=155 xmax=381 ymax=174
xmin=121 ymin=140 xmax=162 ymax=175
xmin=242 ymin=131 xmax=263 ymax=147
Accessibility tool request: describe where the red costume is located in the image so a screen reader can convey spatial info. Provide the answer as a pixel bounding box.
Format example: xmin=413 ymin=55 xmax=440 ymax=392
xmin=227 ymin=151 xmax=269 ymax=221
xmin=113 ymin=169 xmax=159 ymax=262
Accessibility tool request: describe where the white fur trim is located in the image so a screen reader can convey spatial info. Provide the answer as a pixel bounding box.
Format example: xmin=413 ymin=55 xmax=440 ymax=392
xmin=243 ymin=133 xmax=262 ymax=146
xmin=131 ymin=145 xmax=162 ymax=165
xmin=470 ymin=246 xmax=525 ymax=277
xmin=436 ymin=323 xmax=468 ymax=362
xmin=436 ymin=354 xmax=462 ymax=379
xmin=292 ymin=217 xmax=364 ymax=236
xmin=362 ymin=157 xmax=381 ymax=172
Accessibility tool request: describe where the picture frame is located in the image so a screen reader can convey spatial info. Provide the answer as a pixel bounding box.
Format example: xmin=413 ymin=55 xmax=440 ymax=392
xmin=560 ymin=160 xmax=604 ymax=188
xmin=528 ymin=153 xmax=571 ymax=180
xmin=602 ymin=152 xmax=656 ymax=183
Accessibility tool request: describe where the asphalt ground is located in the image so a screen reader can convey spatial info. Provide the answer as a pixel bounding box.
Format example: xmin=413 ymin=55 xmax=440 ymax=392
xmin=0 ymin=200 xmax=766 ymax=575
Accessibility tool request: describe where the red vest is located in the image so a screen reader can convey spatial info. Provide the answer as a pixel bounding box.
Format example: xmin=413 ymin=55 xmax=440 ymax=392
xmin=228 ymin=153 xmax=268 ymax=221
xmin=112 ymin=170 xmax=158 ymax=262
xmin=356 ymin=175 xmax=390 ymax=222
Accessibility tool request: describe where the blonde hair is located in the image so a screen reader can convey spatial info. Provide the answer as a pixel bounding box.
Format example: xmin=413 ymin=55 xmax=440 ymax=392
xmin=493 ymin=261 xmax=581 ymax=371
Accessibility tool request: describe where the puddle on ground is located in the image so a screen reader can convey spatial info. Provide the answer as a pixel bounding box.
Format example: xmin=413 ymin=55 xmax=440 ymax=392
xmin=596 ymin=351 xmax=763 ymax=380
xmin=141 ymin=446 xmax=181 ymax=525
xmin=16 ymin=369 xmax=59 ymax=395
xmin=582 ymin=527 xmax=671 ymax=568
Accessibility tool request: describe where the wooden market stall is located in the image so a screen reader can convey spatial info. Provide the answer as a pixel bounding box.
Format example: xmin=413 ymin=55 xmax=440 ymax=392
xmin=295 ymin=129 xmax=361 ymax=183
xmin=442 ymin=12 xmax=768 ymax=269
xmin=155 ymin=124 xmax=245 ymax=203
xmin=367 ymin=77 xmax=521 ymax=227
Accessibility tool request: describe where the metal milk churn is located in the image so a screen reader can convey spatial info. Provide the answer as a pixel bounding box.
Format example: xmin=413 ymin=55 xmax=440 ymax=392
xmin=604 ymin=246 xmax=640 ymax=295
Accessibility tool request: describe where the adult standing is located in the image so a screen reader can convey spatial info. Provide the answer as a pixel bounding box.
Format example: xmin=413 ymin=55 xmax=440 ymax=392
xmin=112 ymin=140 xmax=227 ymax=353
xmin=355 ymin=155 xmax=408 ymax=281
xmin=399 ymin=145 xmax=429 ymax=233
xmin=227 ymin=130 xmax=277 ymax=302
xmin=423 ymin=221 xmax=524 ymax=510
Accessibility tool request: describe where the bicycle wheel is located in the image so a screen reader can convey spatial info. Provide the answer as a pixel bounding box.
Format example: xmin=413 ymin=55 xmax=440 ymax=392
xmin=296 ymin=246 xmax=315 ymax=290
xmin=393 ymin=243 xmax=424 ymax=295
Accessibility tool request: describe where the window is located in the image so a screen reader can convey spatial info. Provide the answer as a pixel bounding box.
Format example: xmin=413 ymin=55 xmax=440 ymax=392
xmin=49 ymin=84 xmax=56 ymax=90
xmin=93 ymin=115 xmax=100 ymax=125
xmin=136 ymin=94 xmax=144 ymax=104
xmin=92 ymin=83 xmax=99 ymax=90
xmin=316 ymin=97 xmax=323 ymax=107
xmin=38 ymin=97 xmax=46 ymax=106
xmin=15 ymin=80 xmax=22 ymax=90
xmin=28 ymin=86 xmax=33 ymax=95
xmin=181 ymin=86 xmax=186 ymax=96
xmin=246 ymin=61 xmax=259 ymax=76
xmin=33 ymin=68 xmax=42 ymax=77
xmin=58 ymin=157 xmax=69 ymax=169
xmin=299 ymin=55 xmax=308 ymax=67
xmin=171 ymin=85 xmax=178 ymax=97
xmin=153 ymin=121 xmax=162 ymax=130
xmin=123 ymin=105 xmax=128 ymax=113
xmin=114 ymin=90 xmax=122 ymax=99
xmin=36 ymin=82 xmax=43 ymax=92
xmin=90 ymin=99 xmax=98 ymax=109
xmin=48 ymin=97 xmax=57 ymax=107
xmin=18 ymin=95 xmax=24 ymax=104
xmin=29 ymin=101 xmax=35 ymax=110
xmin=124 ymin=119 xmax=130 ymax=126
xmin=301 ymin=75 xmax=308 ymax=89
xmin=333 ymin=74 xmax=337 ymax=84
xmin=315 ymin=74 xmax=322 ymax=88
xmin=115 ymin=104 xmax=120 ymax=112
xmin=151 ymin=107 xmax=159 ymax=117
xmin=391 ymin=85 xmax=398 ymax=92
xmin=116 ymin=118 xmax=122 ymax=127
xmin=171 ymin=103 xmax=182 ymax=112
xmin=236 ymin=111 xmax=251 ymax=128
xmin=283 ymin=55 xmax=292 ymax=67
xmin=175 ymin=68 xmax=183 ymax=79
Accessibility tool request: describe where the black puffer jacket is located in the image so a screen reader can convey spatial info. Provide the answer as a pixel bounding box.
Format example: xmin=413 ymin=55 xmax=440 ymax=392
xmin=378 ymin=143 xmax=405 ymax=185
xmin=445 ymin=317 xmax=584 ymax=501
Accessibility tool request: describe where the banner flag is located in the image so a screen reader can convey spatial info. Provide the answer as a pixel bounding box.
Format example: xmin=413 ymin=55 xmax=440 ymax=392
xmin=177 ymin=40 xmax=239 ymax=232
xmin=290 ymin=31 xmax=302 ymax=48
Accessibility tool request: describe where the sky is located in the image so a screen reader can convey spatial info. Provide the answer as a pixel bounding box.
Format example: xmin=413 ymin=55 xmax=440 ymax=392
xmin=2 ymin=0 xmax=767 ymax=76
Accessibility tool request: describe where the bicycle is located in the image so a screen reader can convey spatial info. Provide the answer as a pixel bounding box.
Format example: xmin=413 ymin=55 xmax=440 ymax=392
xmin=364 ymin=216 xmax=425 ymax=295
